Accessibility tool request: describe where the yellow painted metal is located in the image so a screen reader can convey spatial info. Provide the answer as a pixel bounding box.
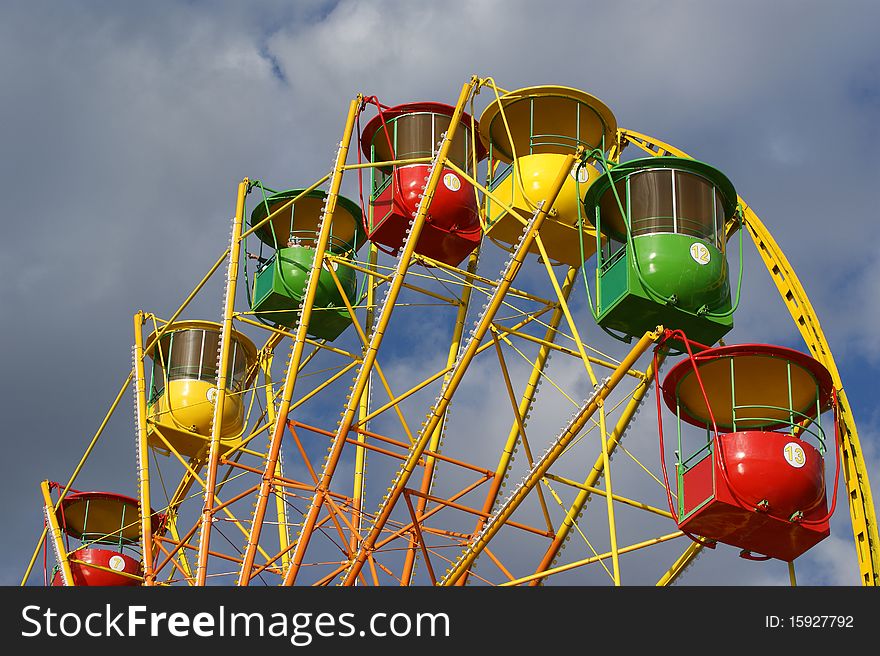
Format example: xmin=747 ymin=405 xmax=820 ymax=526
xmin=260 ymin=349 xmax=291 ymax=571
xmin=656 ymin=542 xmax=704 ymax=586
xmin=196 ymin=177 xmax=250 ymax=586
xmin=502 ymin=531 xmax=685 ymax=586
xmin=352 ymin=244 xmax=378 ymax=556
xmin=150 ymin=425 xmax=275 ymax=570
xmin=283 ymin=79 xmax=479 ymax=586
xmin=531 ymin=230 xmax=622 ymax=582
xmin=458 ymin=267 xmax=578 ymax=585
xmin=533 ymin=234 xmax=599 ymax=385
xmin=530 ymin=354 xmax=662 ymax=584
xmin=478 ymin=84 xmax=615 ymax=266
xmin=478 ymin=85 xmax=618 ymax=163
xmin=145 ymin=319 xmax=258 ymax=459
xmin=133 ymin=311 xmax=156 ymax=584
xmin=406 ymin=237 xmax=560 ymax=307
xmin=343 ymin=156 xmax=432 ymax=170
xmin=442 ymin=328 xmax=659 ymax=586
xmin=544 ymin=473 xmax=674 ymax=519
xmin=235 ymin=315 xmax=361 ymax=360
xmin=344 ymin=151 xmax=580 ymax=586
xmin=789 ymin=561 xmax=798 ymax=586
xmin=355 ymin=307 xmax=557 ymax=428
xmin=621 ymin=127 xmax=879 ymax=585
xmin=497 ymin=325 xmax=645 ymax=377
xmin=597 ymin=404 xmax=620 ymax=585
xmin=164 ymin=515 xmax=194 ymax=584
xmin=239 ymin=96 xmax=363 ymax=586
xmin=159 ymin=455 xmax=205 ymax=584
xmin=491 ymin=329 xmax=554 ymax=533
xmin=325 ymin=260 xmax=417 ymax=446
xmin=326 ymin=253 xmax=460 ymax=306
xmin=41 ymin=480 xmax=74 ymax=586
xmin=486 ymin=154 xmax=601 ymax=266
xmin=149 ymin=381 xmax=247 ymax=455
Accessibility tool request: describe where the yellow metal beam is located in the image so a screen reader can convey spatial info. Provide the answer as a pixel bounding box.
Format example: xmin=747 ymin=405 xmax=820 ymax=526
xmin=353 ymin=244 xmax=378 ymax=555
xmin=40 ymin=480 xmax=74 ymax=586
xmin=402 ymin=248 xmax=481 ymax=584
xmin=501 ymin=531 xmax=684 ymax=586
xmin=457 ymin=267 xmax=578 ymax=585
xmin=260 ymin=349 xmax=291 ymax=571
xmin=491 ymin=328 xmax=554 ymax=534
xmin=533 ymin=232 xmax=622 ymax=584
xmin=196 ymin=177 xmax=250 ymax=586
xmin=544 ymin=473 xmax=674 ymax=519
xmin=495 ymin=325 xmax=645 ymax=378
xmin=530 ymin=355 xmax=662 ymax=584
xmin=656 ymin=542 xmax=704 ymax=586
xmin=132 ymin=312 xmax=156 ymax=584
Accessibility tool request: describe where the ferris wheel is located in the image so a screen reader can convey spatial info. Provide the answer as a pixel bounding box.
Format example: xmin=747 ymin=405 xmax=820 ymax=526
xmin=26 ymin=75 xmax=878 ymax=587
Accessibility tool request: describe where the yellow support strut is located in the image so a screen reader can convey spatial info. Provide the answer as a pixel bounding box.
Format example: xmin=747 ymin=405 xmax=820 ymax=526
xmin=529 ymin=354 xmax=663 ymax=584
xmin=195 ymin=177 xmax=249 ymax=586
xmin=457 ymin=266 xmax=579 ymax=586
xmin=132 ymin=311 xmax=156 ymax=585
xmin=40 ymin=480 xmax=74 ymax=586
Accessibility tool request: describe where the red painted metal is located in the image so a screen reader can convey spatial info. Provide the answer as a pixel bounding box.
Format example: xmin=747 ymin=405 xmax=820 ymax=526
xmin=679 ymin=431 xmax=829 ymax=561
xmin=51 ymin=548 xmax=142 ymax=586
xmin=370 ymin=164 xmax=482 ymax=266
xmin=359 ymin=102 xmax=487 ymax=162
xmin=360 ymin=102 xmax=487 ymax=267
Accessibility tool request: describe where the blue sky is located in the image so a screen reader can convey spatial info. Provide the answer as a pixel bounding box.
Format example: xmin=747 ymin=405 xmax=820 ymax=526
xmin=2 ymin=0 xmax=878 ymax=587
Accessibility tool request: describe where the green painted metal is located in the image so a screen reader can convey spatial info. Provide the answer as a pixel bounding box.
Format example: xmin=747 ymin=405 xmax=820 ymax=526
xmin=596 ymin=240 xmax=733 ymax=346
xmin=583 ymin=156 xmax=737 ymax=345
xmin=252 ymin=246 xmax=358 ymax=341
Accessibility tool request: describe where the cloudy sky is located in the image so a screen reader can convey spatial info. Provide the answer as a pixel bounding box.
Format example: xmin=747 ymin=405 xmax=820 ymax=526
xmin=2 ymin=0 xmax=878 ymax=588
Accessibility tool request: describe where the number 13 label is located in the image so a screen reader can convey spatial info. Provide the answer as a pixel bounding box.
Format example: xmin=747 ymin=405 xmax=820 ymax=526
xmin=784 ymin=442 xmax=806 ymax=468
